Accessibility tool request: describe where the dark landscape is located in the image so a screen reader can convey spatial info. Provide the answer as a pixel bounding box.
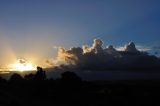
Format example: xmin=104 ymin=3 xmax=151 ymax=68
xmin=0 ymin=67 xmax=160 ymax=106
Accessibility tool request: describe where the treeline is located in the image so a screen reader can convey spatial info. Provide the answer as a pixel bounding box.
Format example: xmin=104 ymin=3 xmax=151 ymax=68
xmin=0 ymin=66 xmax=82 ymax=83
xmin=0 ymin=67 xmax=160 ymax=106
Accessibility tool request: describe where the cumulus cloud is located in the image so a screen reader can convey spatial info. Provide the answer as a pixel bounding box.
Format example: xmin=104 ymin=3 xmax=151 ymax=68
xmin=49 ymin=39 xmax=160 ymax=71
xmin=116 ymin=44 xmax=151 ymax=52
xmin=124 ymin=42 xmax=139 ymax=53
xmin=105 ymin=45 xmax=120 ymax=56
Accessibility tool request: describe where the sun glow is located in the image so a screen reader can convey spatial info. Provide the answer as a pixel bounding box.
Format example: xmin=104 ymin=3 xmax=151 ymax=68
xmin=9 ymin=58 xmax=36 ymax=72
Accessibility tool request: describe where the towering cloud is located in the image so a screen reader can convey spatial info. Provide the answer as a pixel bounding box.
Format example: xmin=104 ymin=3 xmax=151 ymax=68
xmin=124 ymin=42 xmax=139 ymax=53
xmin=105 ymin=45 xmax=120 ymax=56
xmin=50 ymin=39 xmax=160 ymax=71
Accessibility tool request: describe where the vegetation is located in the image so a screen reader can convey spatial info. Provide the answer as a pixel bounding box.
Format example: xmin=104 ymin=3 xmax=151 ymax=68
xmin=0 ymin=67 xmax=160 ymax=106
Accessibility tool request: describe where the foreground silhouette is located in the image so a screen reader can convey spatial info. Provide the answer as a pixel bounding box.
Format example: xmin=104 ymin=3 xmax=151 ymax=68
xmin=0 ymin=67 xmax=160 ymax=106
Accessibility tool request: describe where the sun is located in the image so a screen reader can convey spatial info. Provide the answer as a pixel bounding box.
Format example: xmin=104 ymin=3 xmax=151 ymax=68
xmin=9 ymin=58 xmax=36 ymax=72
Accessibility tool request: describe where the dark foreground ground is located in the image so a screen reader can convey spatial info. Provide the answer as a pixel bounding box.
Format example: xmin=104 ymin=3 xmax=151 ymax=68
xmin=0 ymin=68 xmax=160 ymax=106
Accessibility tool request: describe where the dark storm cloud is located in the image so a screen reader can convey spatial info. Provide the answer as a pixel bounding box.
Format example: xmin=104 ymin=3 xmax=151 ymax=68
xmin=51 ymin=39 xmax=160 ymax=71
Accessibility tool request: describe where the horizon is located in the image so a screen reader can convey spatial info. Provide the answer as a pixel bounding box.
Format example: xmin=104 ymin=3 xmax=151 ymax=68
xmin=0 ymin=39 xmax=159 ymax=72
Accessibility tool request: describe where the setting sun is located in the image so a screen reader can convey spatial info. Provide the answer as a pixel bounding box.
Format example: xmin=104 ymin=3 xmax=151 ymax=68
xmin=9 ymin=58 xmax=36 ymax=72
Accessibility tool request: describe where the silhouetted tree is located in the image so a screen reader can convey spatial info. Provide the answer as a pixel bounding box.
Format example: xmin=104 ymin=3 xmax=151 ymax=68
xmin=0 ymin=76 xmax=6 ymax=83
xmin=35 ymin=66 xmax=46 ymax=81
xmin=61 ymin=71 xmax=82 ymax=82
xmin=24 ymin=73 xmax=35 ymax=81
xmin=9 ymin=73 xmax=24 ymax=82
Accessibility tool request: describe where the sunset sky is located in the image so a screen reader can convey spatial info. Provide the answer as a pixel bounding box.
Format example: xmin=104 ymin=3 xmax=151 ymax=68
xmin=0 ymin=0 xmax=160 ymax=67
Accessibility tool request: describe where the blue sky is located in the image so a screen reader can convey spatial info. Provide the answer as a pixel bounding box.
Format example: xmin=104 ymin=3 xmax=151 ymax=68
xmin=0 ymin=0 xmax=160 ymax=65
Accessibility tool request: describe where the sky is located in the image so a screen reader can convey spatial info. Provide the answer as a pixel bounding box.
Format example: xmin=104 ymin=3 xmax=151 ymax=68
xmin=0 ymin=0 xmax=160 ymax=66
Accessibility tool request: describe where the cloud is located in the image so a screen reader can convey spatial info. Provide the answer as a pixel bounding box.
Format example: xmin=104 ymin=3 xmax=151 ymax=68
xmin=136 ymin=45 xmax=151 ymax=51
xmin=124 ymin=42 xmax=139 ymax=53
xmin=50 ymin=39 xmax=160 ymax=71
xmin=153 ymin=46 xmax=160 ymax=50
xmin=116 ymin=44 xmax=151 ymax=52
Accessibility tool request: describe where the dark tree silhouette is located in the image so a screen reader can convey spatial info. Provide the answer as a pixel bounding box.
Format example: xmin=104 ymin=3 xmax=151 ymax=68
xmin=35 ymin=66 xmax=46 ymax=81
xmin=61 ymin=71 xmax=82 ymax=82
xmin=24 ymin=73 xmax=35 ymax=81
xmin=0 ymin=76 xmax=6 ymax=83
xmin=9 ymin=73 xmax=24 ymax=82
